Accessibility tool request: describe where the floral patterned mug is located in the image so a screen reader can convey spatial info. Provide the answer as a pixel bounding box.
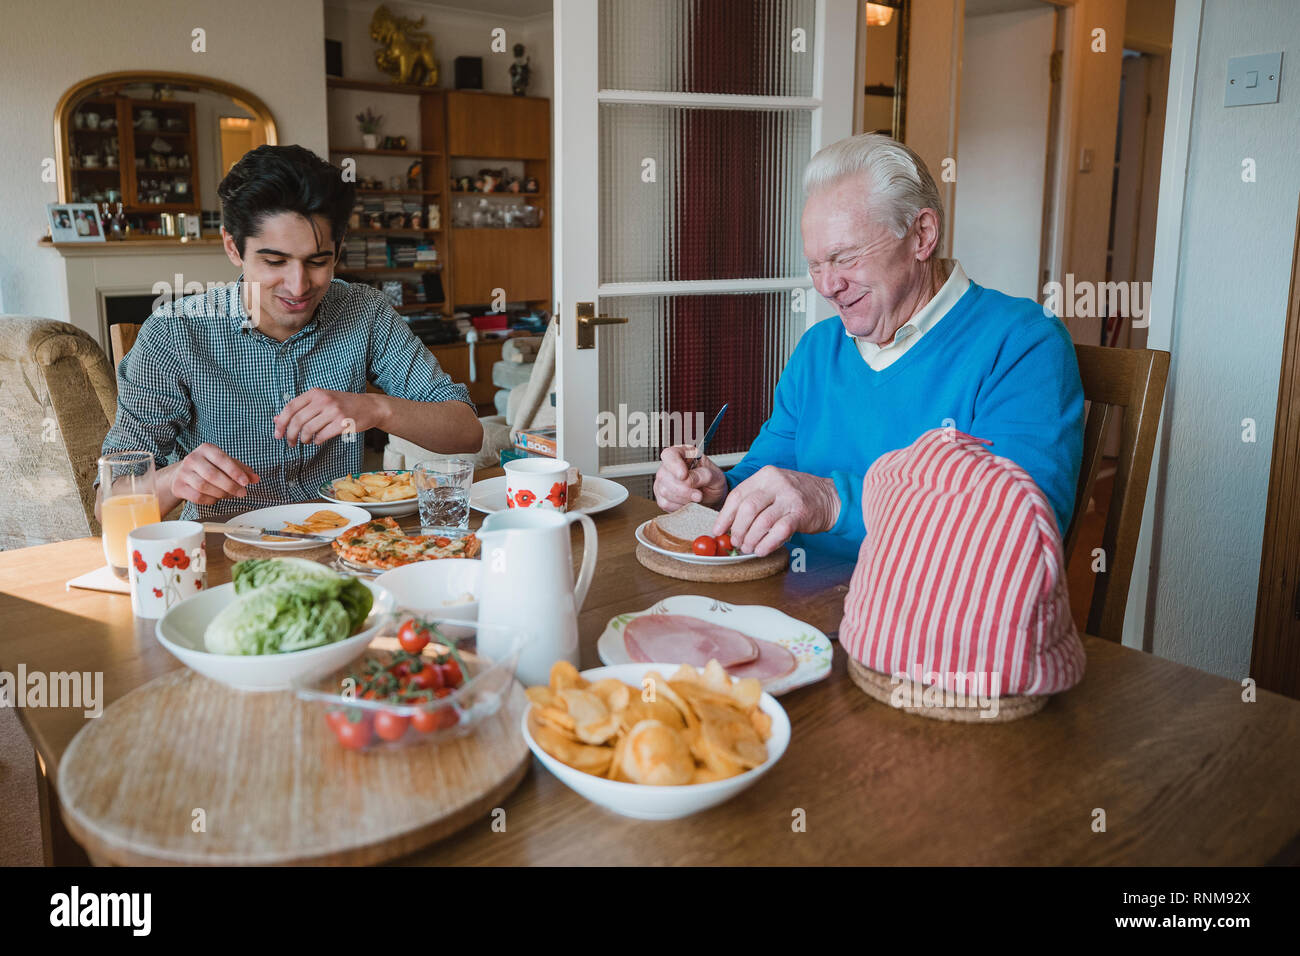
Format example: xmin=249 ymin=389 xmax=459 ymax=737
xmin=127 ymin=521 xmax=207 ymax=618
xmin=504 ymin=457 xmax=571 ymax=511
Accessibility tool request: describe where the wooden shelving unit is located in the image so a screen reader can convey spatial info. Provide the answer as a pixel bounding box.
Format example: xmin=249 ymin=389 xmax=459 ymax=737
xmin=325 ymin=78 xmax=552 ymax=405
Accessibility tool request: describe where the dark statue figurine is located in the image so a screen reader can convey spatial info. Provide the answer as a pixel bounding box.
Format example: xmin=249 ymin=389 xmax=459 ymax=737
xmin=510 ymin=43 xmax=531 ymax=97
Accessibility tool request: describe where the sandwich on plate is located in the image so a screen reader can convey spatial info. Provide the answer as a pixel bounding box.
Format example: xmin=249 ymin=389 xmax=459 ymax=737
xmin=643 ymin=503 xmax=735 ymax=555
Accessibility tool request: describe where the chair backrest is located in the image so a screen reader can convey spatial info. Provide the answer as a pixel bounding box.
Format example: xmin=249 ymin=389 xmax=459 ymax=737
xmin=0 ymin=316 xmax=118 ymax=549
xmin=109 ymin=322 xmax=142 ymax=371
xmin=1064 ymin=345 xmax=1170 ymax=642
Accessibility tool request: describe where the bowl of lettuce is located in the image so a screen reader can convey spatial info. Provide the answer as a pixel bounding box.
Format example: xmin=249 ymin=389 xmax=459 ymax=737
xmin=155 ymin=558 xmax=396 ymax=692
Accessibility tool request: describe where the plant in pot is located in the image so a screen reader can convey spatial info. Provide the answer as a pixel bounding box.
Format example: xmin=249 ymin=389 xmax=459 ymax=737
xmin=356 ymin=108 xmax=383 ymax=150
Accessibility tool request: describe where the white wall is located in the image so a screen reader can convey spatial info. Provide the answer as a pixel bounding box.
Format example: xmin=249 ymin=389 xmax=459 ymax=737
xmin=952 ymin=7 xmax=1056 ymax=299
xmin=1145 ymin=0 xmax=1300 ymax=678
xmin=0 ymin=0 xmax=329 ymax=330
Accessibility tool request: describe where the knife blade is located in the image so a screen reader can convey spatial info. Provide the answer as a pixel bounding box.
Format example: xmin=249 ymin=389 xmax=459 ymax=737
xmin=688 ymin=403 xmax=729 ymax=471
xmin=206 ymin=523 xmax=335 ymax=542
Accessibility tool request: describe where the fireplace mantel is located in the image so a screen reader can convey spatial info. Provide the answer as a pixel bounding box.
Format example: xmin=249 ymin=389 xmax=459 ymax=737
xmin=38 ymin=236 xmax=238 ymax=348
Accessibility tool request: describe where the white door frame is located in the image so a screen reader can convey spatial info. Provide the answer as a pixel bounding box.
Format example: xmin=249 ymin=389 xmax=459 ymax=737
xmin=1122 ymin=0 xmax=1204 ymax=650
xmin=552 ymin=0 xmax=858 ymax=476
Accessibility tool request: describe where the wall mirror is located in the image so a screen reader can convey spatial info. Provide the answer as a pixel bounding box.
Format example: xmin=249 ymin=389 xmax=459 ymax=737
xmin=54 ymin=71 xmax=278 ymax=239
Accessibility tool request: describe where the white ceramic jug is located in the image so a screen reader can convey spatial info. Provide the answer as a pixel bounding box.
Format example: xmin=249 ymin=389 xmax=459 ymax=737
xmin=476 ymin=508 xmax=597 ymax=686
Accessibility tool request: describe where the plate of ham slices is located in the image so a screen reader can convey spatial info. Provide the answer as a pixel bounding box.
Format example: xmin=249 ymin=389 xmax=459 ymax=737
xmin=596 ymin=595 xmax=833 ymax=697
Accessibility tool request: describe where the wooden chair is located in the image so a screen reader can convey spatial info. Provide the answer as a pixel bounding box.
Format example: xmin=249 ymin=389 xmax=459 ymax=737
xmin=1064 ymin=345 xmax=1171 ymax=642
xmin=108 ymin=322 xmax=142 ymax=371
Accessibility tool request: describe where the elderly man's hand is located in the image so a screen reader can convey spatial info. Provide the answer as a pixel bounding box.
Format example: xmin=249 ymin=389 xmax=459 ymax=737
xmin=713 ymin=466 xmax=842 ymax=556
xmin=654 ymin=445 xmax=729 ymax=512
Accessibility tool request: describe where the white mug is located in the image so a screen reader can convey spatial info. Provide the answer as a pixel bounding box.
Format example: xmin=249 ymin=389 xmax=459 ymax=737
xmin=504 ymin=457 xmax=570 ymax=511
xmin=127 ymin=521 xmax=207 ymax=618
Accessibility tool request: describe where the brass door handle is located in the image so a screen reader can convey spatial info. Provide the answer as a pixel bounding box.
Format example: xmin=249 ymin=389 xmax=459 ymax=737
xmin=576 ymin=301 xmax=628 ymax=350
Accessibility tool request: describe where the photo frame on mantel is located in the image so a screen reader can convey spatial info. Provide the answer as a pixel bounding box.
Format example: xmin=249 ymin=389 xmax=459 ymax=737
xmin=47 ymin=202 xmax=106 ymax=243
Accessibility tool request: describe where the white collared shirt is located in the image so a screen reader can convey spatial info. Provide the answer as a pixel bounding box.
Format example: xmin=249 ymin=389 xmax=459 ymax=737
xmin=847 ymin=259 xmax=970 ymax=370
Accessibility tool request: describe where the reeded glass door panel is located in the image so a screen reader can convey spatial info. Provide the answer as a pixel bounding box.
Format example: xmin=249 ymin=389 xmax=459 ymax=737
xmin=599 ymin=0 xmax=818 ymax=96
xmin=599 ymin=104 xmax=811 ymax=283
xmin=596 ymin=293 xmax=802 ymax=469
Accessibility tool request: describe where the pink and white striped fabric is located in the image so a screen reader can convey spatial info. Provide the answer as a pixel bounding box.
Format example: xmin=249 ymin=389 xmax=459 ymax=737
xmin=840 ymin=428 xmax=1085 ymax=698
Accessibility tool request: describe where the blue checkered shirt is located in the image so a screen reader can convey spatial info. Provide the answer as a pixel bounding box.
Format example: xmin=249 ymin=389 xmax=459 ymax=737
xmin=101 ymin=278 xmax=471 ymax=520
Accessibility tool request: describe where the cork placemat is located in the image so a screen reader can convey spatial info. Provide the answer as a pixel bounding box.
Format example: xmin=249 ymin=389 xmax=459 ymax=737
xmin=223 ymin=537 xmax=335 ymax=564
xmin=635 ymin=543 xmax=787 ymax=582
xmin=846 ymin=656 xmax=1048 ymax=723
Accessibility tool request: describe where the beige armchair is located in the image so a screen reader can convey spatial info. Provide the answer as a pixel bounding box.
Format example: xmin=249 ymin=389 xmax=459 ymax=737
xmin=0 ymin=316 xmax=117 ymax=550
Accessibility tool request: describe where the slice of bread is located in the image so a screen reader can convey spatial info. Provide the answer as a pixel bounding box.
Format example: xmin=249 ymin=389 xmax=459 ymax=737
xmin=647 ymin=502 xmax=722 ymax=552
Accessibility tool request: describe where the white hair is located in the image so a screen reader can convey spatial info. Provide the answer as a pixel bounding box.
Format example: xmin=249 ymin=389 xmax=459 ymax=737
xmin=802 ymin=133 xmax=944 ymax=241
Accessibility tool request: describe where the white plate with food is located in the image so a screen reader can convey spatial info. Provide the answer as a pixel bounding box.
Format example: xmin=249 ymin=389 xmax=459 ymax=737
xmin=156 ymin=558 xmax=396 ymax=692
xmin=521 ymin=661 xmax=790 ymax=820
xmin=469 ymin=472 xmax=628 ymax=516
xmin=319 ymin=470 xmax=419 ymax=516
xmin=596 ymin=594 xmax=833 ymax=697
xmin=220 ymin=503 xmax=373 ymax=551
xmin=635 ymin=503 xmax=759 ymax=565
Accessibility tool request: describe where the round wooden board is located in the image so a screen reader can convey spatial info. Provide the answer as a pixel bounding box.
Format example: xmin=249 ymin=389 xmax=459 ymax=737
xmin=57 ymin=670 xmax=531 ymax=866
xmin=223 ymin=537 xmax=335 ymax=564
xmin=635 ymin=543 xmax=787 ymax=582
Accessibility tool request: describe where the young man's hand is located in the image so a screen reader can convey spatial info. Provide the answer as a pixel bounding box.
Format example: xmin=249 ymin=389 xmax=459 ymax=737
xmin=274 ymin=389 xmax=385 ymax=447
xmin=169 ymin=444 xmax=260 ymax=506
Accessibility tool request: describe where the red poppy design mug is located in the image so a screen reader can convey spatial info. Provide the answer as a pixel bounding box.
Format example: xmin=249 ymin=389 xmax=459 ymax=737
xmin=126 ymin=521 xmax=207 ymax=618
xmin=503 ymin=457 xmax=570 ymax=511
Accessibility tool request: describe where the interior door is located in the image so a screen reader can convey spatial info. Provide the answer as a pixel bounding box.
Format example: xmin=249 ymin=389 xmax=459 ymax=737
xmin=554 ymin=0 xmax=857 ymax=495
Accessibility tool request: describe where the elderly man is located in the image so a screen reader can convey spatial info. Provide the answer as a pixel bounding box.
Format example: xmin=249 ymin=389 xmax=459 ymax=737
xmin=653 ymin=133 xmax=1083 ymax=563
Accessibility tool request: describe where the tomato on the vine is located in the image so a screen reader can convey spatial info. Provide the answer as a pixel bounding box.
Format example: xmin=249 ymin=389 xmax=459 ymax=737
xmin=373 ymin=711 xmax=409 ymax=742
xmin=332 ymin=713 xmax=373 ymax=750
xmin=410 ymin=708 xmax=439 ymax=733
xmin=398 ymin=618 xmax=431 ymax=654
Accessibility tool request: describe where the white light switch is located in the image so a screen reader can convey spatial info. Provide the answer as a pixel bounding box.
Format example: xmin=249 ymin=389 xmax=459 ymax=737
xmin=1226 ymin=53 xmax=1282 ymax=107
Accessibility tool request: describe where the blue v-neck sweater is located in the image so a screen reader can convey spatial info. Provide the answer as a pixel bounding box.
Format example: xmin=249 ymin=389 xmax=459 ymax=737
xmin=725 ymin=282 xmax=1084 ymax=565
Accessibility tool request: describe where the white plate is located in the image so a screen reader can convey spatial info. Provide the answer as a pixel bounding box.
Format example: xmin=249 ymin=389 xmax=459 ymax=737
xmin=469 ymin=473 xmax=629 ymax=516
xmin=221 ymin=503 xmax=373 ymax=551
xmin=319 ymin=470 xmax=419 ymax=516
xmin=596 ymin=594 xmax=833 ymax=697
xmin=155 ymin=580 xmax=395 ymax=692
xmin=633 ymin=519 xmax=760 ymax=565
xmin=522 ymin=662 xmax=790 ymax=820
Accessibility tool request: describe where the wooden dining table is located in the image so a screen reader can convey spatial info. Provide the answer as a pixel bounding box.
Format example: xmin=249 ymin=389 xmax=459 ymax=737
xmin=3 ymin=476 xmax=1300 ymax=866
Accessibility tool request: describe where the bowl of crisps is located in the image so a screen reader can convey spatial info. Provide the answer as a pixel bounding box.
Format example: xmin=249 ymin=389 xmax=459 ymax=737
xmin=521 ymin=661 xmax=790 ymax=820
xmin=320 ymin=470 xmax=418 ymax=516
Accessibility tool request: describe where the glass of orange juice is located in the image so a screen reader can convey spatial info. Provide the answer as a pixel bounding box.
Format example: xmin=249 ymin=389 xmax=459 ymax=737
xmin=98 ymin=451 xmax=162 ymax=579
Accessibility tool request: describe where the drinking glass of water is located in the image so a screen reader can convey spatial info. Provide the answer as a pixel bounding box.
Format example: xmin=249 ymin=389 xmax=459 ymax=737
xmin=413 ymin=459 xmax=474 ymax=531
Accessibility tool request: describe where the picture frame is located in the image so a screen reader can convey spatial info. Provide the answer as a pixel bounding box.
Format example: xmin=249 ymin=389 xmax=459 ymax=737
xmin=46 ymin=202 xmax=105 ymax=243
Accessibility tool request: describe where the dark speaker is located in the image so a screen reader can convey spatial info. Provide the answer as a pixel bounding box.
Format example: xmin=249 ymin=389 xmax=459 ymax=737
xmin=324 ymin=39 xmax=343 ymax=78
xmin=454 ymin=56 xmax=483 ymax=90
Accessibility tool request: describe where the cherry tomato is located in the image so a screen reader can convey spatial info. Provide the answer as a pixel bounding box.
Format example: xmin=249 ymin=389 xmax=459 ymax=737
xmin=434 ymin=686 xmax=454 ymax=698
xmin=398 ymin=619 xmax=431 ymax=654
xmin=715 ymin=533 xmax=733 ymax=552
xmin=692 ymin=534 xmax=718 ymax=557
xmin=410 ymin=708 xmax=439 ymax=733
xmin=407 ymin=661 xmax=444 ymax=691
xmin=373 ymin=711 xmax=409 ymax=742
xmin=439 ymin=659 xmax=463 ymax=687
xmin=333 ymin=713 xmax=373 ymax=750
xmin=437 ymin=708 xmax=459 ymax=730
xmin=325 ymin=708 xmax=351 ymax=732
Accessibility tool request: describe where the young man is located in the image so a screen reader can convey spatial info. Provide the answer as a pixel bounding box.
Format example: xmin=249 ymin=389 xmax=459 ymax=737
xmin=97 ymin=145 xmax=481 ymax=520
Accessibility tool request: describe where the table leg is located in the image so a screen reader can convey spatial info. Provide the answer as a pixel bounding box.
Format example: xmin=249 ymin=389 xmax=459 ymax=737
xmin=33 ymin=752 xmax=91 ymax=867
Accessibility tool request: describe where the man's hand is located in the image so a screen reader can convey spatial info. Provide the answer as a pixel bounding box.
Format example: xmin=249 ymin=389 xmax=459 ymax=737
xmin=713 ymin=466 xmax=842 ymax=556
xmin=653 ymin=444 xmax=729 ymax=512
xmin=170 ymin=443 xmax=260 ymax=506
xmin=274 ymin=389 xmax=384 ymax=447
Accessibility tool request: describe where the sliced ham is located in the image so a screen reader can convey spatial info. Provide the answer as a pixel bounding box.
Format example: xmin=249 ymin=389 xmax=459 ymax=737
xmin=624 ymin=615 xmax=759 ymax=668
xmin=726 ymin=639 xmax=797 ymax=683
